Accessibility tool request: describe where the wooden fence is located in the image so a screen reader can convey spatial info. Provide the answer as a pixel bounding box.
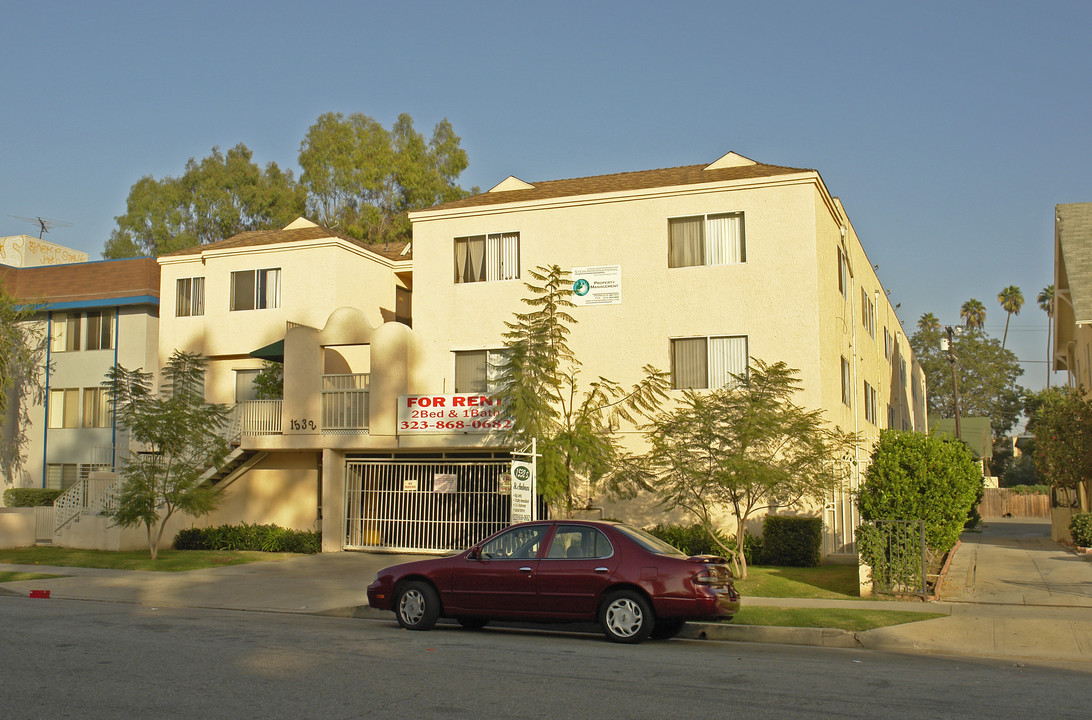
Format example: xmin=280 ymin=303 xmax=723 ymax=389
xmin=978 ymin=488 xmax=1050 ymax=518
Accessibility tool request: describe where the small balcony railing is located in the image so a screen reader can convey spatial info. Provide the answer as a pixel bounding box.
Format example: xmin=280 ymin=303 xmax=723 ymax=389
xmin=322 ymin=373 xmax=370 ymax=433
xmin=230 ymin=400 xmax=284 ymax=440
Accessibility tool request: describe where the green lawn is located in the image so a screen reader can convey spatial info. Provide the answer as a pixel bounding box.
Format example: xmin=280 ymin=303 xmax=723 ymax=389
xmin=732 ymin=564 xmax=860 ymax=599
xmin=0 ymin=547 xmax=300 ymax=572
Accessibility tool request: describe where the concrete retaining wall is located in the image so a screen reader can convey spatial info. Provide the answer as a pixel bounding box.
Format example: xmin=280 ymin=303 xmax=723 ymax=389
xmin=0 ymin=508 xmax=35 ymax=549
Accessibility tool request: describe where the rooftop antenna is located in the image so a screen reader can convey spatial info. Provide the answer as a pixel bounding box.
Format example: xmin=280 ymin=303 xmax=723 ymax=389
xmin=8 ymin=215 xmax=74 ymax=239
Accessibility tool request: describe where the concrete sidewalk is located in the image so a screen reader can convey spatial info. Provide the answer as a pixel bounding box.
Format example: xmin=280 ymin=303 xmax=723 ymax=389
xmin=2 ymin=518 xmax=1089 ymax=663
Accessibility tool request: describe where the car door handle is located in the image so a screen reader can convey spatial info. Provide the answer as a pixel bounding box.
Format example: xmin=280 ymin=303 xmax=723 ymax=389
xmin=595 ymin=567 xmax=609 ymax=574
xmin=519 ymin=567 xmax=533 ymax=573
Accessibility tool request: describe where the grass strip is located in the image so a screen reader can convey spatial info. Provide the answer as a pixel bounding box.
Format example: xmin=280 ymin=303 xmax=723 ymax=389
xmin=732 ymin=564 xmax=861 ymax=599
xmin=0 ymin=571 xmax=66 ymax=583
xmin=0 ymin=547 xmax=298 ymax=572
xmin=730 ymin=606 xmax=946 ymax=632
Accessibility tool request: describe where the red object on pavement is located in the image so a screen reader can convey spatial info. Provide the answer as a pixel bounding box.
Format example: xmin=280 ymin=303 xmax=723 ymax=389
xmin=28 ymin=590 xmax=50 ymax=599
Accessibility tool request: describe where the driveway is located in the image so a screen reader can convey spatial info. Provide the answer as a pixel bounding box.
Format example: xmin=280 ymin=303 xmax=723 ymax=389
xmin=940 ymin=517 xmax=1092 ymax=607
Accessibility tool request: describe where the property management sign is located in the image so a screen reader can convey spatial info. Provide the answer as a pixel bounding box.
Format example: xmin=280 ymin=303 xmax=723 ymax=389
xmin=571 ymin=265 xmax=621 ymax=306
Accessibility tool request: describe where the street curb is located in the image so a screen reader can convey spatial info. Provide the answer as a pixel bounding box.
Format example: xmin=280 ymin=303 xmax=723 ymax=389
xmin=339 ymin=604 xmax=864 ymax=648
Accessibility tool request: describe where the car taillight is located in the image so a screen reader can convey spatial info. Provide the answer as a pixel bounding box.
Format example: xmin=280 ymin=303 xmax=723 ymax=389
xmin=693 ymin=566 xmax=732 ymax=586
xmin=692 ymin=569 xmax=715 ymax=585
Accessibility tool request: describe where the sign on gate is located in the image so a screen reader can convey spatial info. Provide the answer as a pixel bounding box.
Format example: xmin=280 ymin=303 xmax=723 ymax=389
xmin=510 ymin=459 xmax=536 ymax=523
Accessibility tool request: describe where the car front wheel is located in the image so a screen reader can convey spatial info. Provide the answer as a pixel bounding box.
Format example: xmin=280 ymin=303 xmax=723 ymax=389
xmin=395 ymin=581 xmax=440 ymax=631
xmin=599 ymin=590 xmax=654 ymax=644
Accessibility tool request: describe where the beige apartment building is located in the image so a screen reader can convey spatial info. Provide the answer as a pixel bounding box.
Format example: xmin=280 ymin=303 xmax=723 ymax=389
xmin=408 ymin=152 xmax=927 ymax=556
xmin=3 ymin=154 xmax=926 ymax=557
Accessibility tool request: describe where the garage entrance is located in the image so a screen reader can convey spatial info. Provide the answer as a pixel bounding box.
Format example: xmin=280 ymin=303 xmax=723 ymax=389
xmin=345 ymin=456 xmax=523 ymax=553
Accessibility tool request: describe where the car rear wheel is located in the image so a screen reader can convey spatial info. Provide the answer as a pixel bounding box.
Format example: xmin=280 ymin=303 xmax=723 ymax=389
xmin=650 ymin=619 xmax=686 ymax=640
xmin=456 ymin=617 xmax=490 ymax=630
xmin=599 ymin=590 xmax=654 ymax=644
xmin=395 ymin=581 xmax=440 ymax=631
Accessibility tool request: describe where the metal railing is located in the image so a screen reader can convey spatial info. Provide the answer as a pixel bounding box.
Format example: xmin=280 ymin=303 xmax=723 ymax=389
xmin=322 ymin=373 xmax=370 ymax=432
xmin=344 ymin=459 xmax=546 ymax=553
xmin=229 ymin=400 xmax=283 ymax=440
xmin=53 ymin=476 xmax=121 ymax=534
xmin=863 ymin=519 xmax=929 ymax=597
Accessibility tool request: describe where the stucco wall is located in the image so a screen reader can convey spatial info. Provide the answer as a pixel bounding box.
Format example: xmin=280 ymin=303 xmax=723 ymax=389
xmin=0 ymin=508 xmax=35 ymax=548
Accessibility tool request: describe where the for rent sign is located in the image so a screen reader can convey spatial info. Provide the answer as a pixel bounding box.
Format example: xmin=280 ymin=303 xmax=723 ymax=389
xmin=397 ymin=394 xmax=513 ymax=434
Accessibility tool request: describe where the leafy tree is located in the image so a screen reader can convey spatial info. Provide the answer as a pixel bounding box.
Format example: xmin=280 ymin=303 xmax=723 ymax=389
xmin=0 ymin=287 xmax=50 ymax=486
xmin=910 ymin=322 xmax=1024 ymax=435
xmin=1030 ymin=386 xmax=1092 ymax=510
xmin=252 ymin=361 xmax=283 ymax=400
xmin=997 ymin=285 xmax=1024 ymax=351
xmin=494 ymin=265 xmax=669 ymax=517
xmin=640 ymin=359 xmax=857 ymax=579
xmin=960 ymin=298 xmax=986 ymax=330
xmin=856 ymin=430 xmax=982 ymax=555
xmin=104 ymin=144 xmax=306 ymax=258
xmin=104 ymin=351 xmax=230 ymax=558
xmin=298 ymin=112 xmax=471 ymax=245
xmin=1038 ymin=285 xmax=1055 ymax=387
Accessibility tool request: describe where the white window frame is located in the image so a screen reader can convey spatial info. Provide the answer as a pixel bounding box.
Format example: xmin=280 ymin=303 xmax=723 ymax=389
xmin=454 ymin=349 xmax=504 ymax=394
xmin=864 ymin=381 xmax=878 ymax=425
xmin=841 ymin=356 xmax=852 ymax=406
xmin=861 ymin=289 xmax=875 ymax=339
xmin=230 ymin=268 xmax=281 ymax=311
xmin=176 ymin=277 xmax=205 ymax=317
xmin=670 ymin=335 xmax=748 ymax=390
xmin=48 ymin=388 xmax=80 ymax=429
xmin=454 ymin=233 xmax=520 ymax=283
xmin=668 ymin=212 xmax=746 ymax=268
xmin=82 ymin=387 xmax=112 ymax=428
xmin=837 ymin=247 xmax=850 ymax=298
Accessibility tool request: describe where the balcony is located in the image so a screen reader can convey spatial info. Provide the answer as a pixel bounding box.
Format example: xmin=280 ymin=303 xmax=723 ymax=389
xmin=230 ymin=399 xmax=283 ymax=440
xmin=321 ymin=373 xmax=370 ymax=434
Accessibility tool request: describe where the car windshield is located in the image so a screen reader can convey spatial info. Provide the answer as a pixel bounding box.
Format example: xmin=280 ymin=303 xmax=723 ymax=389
xmin=613 ymin=524 xmax=688 ymax=557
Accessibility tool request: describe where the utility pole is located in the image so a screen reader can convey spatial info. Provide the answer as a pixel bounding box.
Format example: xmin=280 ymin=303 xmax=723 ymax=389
xmin=945 ymin=326 xmax=962 ymax=441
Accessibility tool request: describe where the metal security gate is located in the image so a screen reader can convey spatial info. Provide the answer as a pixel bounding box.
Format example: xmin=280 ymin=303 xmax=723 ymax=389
xmin=345 ymin=458 xmax=516 ymax=553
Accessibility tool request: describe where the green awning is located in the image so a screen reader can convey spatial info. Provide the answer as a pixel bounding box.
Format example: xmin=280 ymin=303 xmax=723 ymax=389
xmin=250 ymin=339 xmax=284 ymax=363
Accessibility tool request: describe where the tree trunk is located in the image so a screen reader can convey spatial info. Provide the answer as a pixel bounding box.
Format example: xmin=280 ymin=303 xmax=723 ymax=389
xmin=735 ymin=517 xmax=749 ymax=580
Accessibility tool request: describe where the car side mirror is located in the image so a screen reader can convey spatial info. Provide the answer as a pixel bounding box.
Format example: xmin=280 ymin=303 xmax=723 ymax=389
xmin=467 ymin=546 xmax=482 ymax=560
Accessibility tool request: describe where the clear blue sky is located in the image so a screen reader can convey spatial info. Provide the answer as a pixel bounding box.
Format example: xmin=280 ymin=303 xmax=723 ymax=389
xmin=3 ymin=1 xmax=1088 ymax=390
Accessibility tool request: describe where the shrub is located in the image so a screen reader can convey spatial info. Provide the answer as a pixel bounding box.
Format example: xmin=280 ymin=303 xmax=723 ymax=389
xmin=856 ymin=430 xmax=981 ymax=555
xmin=3 ymin=488 xmax=63 ymax=507
xmin=1004 ymin=484 xmax=1050 ymax=495
xmin=172 ymin=523 xmax=320 ymax=554
xmin=646 ymin=523 xmax=763 ymax=565
xmin=646 ymin=523 xmax=726 ymax=556
xmin=1070 ymin=513 xmax=1092 ymax=548
xmin=761 ymin=515 xmax=822 ymax=567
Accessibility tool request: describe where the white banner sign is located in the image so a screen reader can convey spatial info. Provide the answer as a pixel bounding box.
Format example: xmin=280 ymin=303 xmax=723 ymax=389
xmin=571 ymin=265 xmax=622 ymax=306
xmin=397 ymin=394 xmax=512 ymax=434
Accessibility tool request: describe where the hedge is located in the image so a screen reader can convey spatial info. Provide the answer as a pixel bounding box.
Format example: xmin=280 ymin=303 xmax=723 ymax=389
xmin=173 ymin=523 xmax=320 ymax=554
xmin=646 ymin=523 xmax=764 ymax=566
xmin=761 ymin=515 xmax=823 ymax=567
xmin=3 ymin=488 xmax=63 ymax=507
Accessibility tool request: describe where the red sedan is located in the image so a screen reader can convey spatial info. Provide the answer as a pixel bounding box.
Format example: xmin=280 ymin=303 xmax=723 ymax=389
xmin=366 ymin=520 xmax=740 ymax=643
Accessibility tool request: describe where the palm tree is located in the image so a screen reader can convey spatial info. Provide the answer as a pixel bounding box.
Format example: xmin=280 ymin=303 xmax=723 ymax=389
xmin=960 ymin=298 xmax=986 ymax=331
xmin=917 ymin=312 xmax=941 ymax=333
xmin=1038 ymin=285 xmax=1055 ymax=386
xmin=997 ymin=285 xmax=1024 ymax=350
